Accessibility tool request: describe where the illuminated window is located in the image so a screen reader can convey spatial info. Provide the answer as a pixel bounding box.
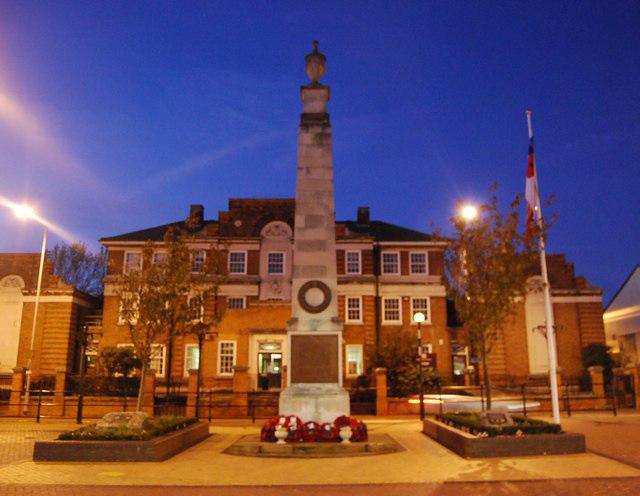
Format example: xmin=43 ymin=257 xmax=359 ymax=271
xmin=149 ymin=344 xmax=166 ymax=376
xmin=382 ymin=252 xmax=400 ymax=274
xmin=184 ymin=344 xmax=200 ymax=375
xmin=345 ymin=251 xmax=361 ymax=274
xmin=229 ymin=252 xmax=246 ymax=274
xmin=410 ymin=252 xmax=428 ymax=274
xmin=345 ymin=296 xmax=362 ymax=323
xmin=383 ymin=297 xmax=402 ymax=323
xmin=218 ymin=341 xmax=236 ymax=375
xmin=346 ymin=344 xmax=363 ymax=377
xmin=268 ymin=252 xmax=285 ymax=275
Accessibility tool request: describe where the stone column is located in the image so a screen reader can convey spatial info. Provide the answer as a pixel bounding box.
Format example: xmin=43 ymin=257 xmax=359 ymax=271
xmin=8 ymin=367 xmax=24 ymax=416
xmin=589 ymin=366 xmax=606 ymax=409
xmin=141 ymin=370 xmax=156 ymax=415
xmin=54 ymin=370 xmax=66 ymax=416
xmin=375 ymin=368 xmax=388 ymax=416
xmin=186 ymin=369 xmax=198 ymax=418
xmin=232 ymin=365 xmax=250 ymax=416
xmin=279 ymin=41 xmax=350 ymax=424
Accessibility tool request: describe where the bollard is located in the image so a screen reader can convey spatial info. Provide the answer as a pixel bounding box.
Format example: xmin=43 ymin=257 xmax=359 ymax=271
xmin=521 ymin=384 xmax=527 ymax=417
xmin=36 ymin=387 xmax=43 ymax=423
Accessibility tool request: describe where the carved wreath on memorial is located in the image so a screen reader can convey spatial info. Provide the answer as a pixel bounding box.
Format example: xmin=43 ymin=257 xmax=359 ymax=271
xmin=297 ymin=280 xmax=331 ymax=314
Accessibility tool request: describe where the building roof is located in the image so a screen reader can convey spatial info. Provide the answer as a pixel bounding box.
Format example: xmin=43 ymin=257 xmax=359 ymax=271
xmin=100 ymin=219 xmax=435 ymax=243
xmin=605 ymin=264 xmax=640 ymax=311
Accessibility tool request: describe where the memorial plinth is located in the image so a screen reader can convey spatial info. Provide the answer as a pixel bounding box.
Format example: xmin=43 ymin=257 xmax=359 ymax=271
xmin=279 ymin=41 xmax=350 ymax=424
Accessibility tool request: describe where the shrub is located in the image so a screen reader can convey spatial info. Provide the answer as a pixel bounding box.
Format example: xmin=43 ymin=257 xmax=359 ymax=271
xmin=57 ymin=415 xmax=198 ymax=441
xmin=66 ymin=375 xmax=140 ymax=397
xmin=436 ymin=412 xmax=562 ymax=437
xmin=99 ymin=346 xmax=142 ymax=377
xmin=581 ymin=343 xmax=614 ymax=389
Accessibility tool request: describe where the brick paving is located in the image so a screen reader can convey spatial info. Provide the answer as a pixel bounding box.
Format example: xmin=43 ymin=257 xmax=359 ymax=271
xmin=0 ymin=420 xmax=77 ymax=467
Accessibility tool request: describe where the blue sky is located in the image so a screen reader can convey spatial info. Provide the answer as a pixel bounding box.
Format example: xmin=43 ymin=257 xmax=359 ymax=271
xmin=0 ymin=1 xmax=638 ymax=301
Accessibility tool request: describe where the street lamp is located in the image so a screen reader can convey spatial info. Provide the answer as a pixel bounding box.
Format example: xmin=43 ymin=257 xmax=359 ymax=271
xmin=460 ymin=204 xmax=478 ymax=223
xmin=414 ymin=311 xmax=426 ymax=420
xmin=12 ymin=203 xmax=47 ymax=415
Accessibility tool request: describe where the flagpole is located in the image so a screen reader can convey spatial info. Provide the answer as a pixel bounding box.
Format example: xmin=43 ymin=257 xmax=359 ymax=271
xmin=526 ymin=110 xmax=561 ymax=425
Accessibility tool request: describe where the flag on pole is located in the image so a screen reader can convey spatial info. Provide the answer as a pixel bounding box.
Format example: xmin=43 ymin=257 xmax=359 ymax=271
xmin=525 ymin=110 xmax=538 ymax=240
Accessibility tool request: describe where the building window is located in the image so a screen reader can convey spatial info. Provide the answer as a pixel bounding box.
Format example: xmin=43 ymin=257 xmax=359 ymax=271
xmin=153 ymin=251 xmax=168 ymax=266
xmin=149 ymin=344 xmax=166 ymax=376
xmin=218 ymin=340 xmax=236 ymax=375
xmin=268 ymin=252 xmax=285 ymax=275
xmin=188 ymin=295 xmax=203 ymax=322
xmin=381 ymin=252 xmax=400 ymax=274
xmin=411 ymin=297 xmax=431 ymax=323
xmin=184 ymin=344 xmax=200 ymax=375
xmin=382 ymin=297 xmax=402 ymax=323
xmin=345 ymin=296 xmax=363 ymax=323
xmin=345 ymin=251 xmax=361 ymax=274
xmin=227 ymin=296 xmax=246 ymax=309
xmin=118 ymin=293 xmax=139 ymax=325
xmin=123 ymin=252 xmax=142 ymax=274
xmin=191 ymin=250 xmax=206 ymax=273
xmin=346 ymin=344 xmax=363 ymax=377
xmin=410 ymin=252 xmax=428 ymax=274
xmin=229 ymin=251 xmax=246 ymax=274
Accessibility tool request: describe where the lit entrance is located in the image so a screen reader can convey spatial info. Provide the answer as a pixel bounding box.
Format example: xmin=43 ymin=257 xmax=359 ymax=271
xmin=257 ymin=342 xmax=282 ymax=390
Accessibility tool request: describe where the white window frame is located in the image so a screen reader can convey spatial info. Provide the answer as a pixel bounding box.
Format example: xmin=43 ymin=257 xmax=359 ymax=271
xmin=345 ymin=344 xmax=364 ymax=377
xmin=118 ymin=293 xmax=139 ymax=325
xmin=123 ymin=251 xmax=142 ymax=275
xmin=345 ymin=250 xmax=362 ymax=275
xmin=227 ymin=296 xmax=246 ymax=310
xmin=345 ymin=296 xmax=363 ymax=324
xmin=188 ymin=295 xmax=204 ymax=322
xmin=116 ymin=343 xmax=165 ymax=377
xmin=217 ymin=340 xmax=237 ymax=376
xmin=184 ymin=344 xmax=200 ymax=376
xmin=191 ymin=249 xmax=206 ymax=274
xmin=382 ymin=296 xmax=403 ymax=324
xmin=381 ymin=251 xmax=400 ymax=275
xmin=152 ymin=250 xmax=168 ymax=266
xmin=228 ymin=251 xmax=247 ymax=274
xmin=267 ymin=251 xmax=286 ymax=275
xmin=411 ymin=297 xmax=431 ymax=324
xmin=409 ymin=251 xmax=429 ymax=275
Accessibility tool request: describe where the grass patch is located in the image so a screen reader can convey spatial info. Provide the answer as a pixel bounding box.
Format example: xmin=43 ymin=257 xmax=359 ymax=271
xmin=436 ymin=412 xmax=561 ymax=437
xmin=58 ymin=416 xmax=198 ymax=441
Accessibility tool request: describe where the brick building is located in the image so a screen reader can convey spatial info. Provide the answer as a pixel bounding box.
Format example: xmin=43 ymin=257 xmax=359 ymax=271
xmin=98 ymin=200 xmax=606 ymax=390
xmin=0 ymin=253 xmax=98 ymax=383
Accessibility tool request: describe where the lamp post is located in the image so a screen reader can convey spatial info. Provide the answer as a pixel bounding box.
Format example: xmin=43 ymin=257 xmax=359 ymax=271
xmin=193 ymin=323 xmax=217 ymax=418
xmin=13 ymin=204 xmax=47 ymax=415
xmin=414 ymin=311 xmax=426 ymax=420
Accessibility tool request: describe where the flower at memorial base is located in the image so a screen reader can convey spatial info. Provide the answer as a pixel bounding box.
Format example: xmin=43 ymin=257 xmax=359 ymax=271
xmin=302 ymin=421 xmax=321 ymax=442
xmin=515 ymin=429 xmax=524 ymax=437
xmin=333 ymin=416 xmax=368 ymax=442
xmin=261 ymin=415 xmax=290 ymax=442
xmin=319 ymin=422 xmax=338 ymax=442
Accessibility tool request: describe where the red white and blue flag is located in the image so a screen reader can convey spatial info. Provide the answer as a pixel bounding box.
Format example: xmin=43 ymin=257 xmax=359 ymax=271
xmin=525 ymin=110 xmax=539 ymax=240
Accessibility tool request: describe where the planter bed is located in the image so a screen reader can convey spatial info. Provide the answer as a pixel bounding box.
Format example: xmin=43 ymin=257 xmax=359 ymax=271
xmin=33 ymin=420 xmax=210 ymax=462
xmin=423 ymin=417 xmax=585 ymax=458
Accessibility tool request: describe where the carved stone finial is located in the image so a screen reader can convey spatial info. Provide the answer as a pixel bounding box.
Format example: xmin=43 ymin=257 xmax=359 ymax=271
xmin=305 ymin=40 xmax=326 ymax=83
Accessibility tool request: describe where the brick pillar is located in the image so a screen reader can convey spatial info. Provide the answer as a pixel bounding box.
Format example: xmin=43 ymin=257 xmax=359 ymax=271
xmin=589 ymin=366 xmax=606 ymax=409
xmin=375 ymin=367 xmax=388 ymax=416
xmin=186 ymin=369 xmax=198 ymax=418
xmin=232 ymin=365 xmax=250 ymax=416
xmin=54 ymin=370 xmax=66 ymax=416
xmin=634 ymin=366 xmax=640 ymax=410
xmin=141 ymin=370 xmax=156 ymax=415
xmin=281 ymin=365 xmax=287 ymax=389
xmin=8 ymin=367 xmax=24 ymax=416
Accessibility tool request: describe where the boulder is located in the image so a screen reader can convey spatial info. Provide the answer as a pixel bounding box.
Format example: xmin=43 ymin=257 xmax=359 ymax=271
xmin=478 ymin=411 xmax=513 ymax=428
xmin=95 ymin=412 xmax=149 ymax=431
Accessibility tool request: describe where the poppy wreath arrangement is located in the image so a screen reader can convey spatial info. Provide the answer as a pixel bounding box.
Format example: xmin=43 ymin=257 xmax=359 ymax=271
xmin=261 ymin=415 xmax=367 ymax=443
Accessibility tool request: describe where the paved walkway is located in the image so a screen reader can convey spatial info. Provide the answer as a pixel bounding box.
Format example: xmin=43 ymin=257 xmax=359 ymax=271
xmin=0 ymin=415 xmax=639 ymax=495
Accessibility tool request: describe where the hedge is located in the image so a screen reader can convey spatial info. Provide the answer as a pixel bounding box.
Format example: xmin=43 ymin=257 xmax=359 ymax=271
xmin=436 ymin=412 xmax=561 ymax=437
xmin=57 ymin=416 xmax=198 ymax=441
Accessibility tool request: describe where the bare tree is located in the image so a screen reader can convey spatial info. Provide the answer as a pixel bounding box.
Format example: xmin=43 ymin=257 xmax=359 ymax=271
xmin=445 ymin=188 xmax=542 ymax=409
xmin=50 ymin=242 xmax=107 ymax=297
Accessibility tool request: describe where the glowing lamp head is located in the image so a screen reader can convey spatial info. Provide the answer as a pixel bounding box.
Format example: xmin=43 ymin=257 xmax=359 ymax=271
xmin=413 ymin=311 xmax=426 ymax=324
xmin=460 ymin=204 xmax=478 ymax=222
xmin=13 ymin=204 xmax=36 ymax=220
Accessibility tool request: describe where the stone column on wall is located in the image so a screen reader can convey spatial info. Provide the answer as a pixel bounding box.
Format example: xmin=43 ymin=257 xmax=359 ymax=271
xmin=186 ymin=369 xmax=198 ymax=418
xmin=54 ymin=369 xmax=66 ymax=416
xmin=141 ymin=370 xmax=156 ymax=415
xmin=8 ymin=367 xmax=24 ymax=416
xmin=232 ymin=365 xmax=250 ymax=416
xmin=375 ymin=367 xmax=388 ymax=416
xmin=588 ymin=366 xmax=606 ymax=409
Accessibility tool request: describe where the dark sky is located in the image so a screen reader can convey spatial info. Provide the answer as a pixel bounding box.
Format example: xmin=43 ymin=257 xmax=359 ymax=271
xmin=0 ymin=1 xmax=638 ymax=302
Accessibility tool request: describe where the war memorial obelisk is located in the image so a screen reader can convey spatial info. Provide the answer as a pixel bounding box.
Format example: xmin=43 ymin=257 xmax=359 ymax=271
xmin=279 ymin=41 xmax=350 ymax=423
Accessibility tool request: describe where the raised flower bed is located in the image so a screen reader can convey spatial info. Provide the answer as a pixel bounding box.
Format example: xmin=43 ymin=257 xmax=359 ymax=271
xmin=34 ymin=415 xmax=210 ymax=462
xmin=423 ymin=413 xmax=585 ymax=458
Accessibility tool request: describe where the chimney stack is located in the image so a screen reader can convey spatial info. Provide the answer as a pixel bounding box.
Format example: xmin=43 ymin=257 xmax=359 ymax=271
xmin=357 ymin=206 xmax=370 ymax=226
xmin=187 ymin=204 xmax=204 ymax=230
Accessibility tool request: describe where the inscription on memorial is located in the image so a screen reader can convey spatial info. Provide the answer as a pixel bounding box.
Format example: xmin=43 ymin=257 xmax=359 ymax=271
xmin=290 ymin=335 xmax=339 ymax=383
